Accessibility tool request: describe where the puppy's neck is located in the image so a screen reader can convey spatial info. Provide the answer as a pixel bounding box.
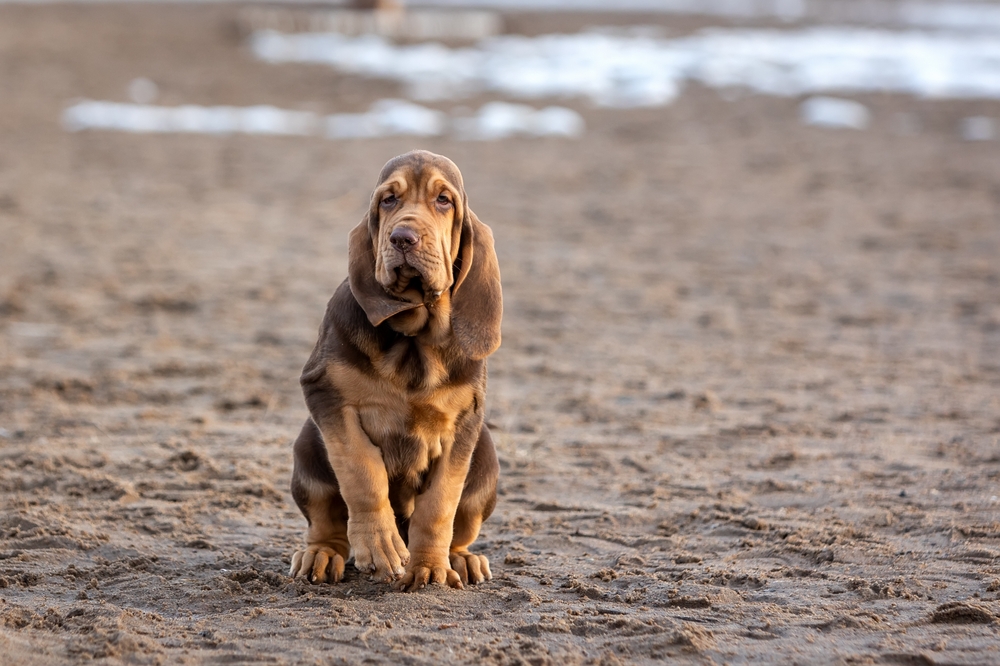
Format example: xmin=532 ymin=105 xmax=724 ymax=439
xmin=385 ymin=290 xmax=453 ymax=344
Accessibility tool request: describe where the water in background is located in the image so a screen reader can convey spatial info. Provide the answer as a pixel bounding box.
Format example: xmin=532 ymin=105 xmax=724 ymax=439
xmin=251 ymin=27 xmax=1000 ymax=107
xmin=60 ymin=0 xmax=1000 ymax=139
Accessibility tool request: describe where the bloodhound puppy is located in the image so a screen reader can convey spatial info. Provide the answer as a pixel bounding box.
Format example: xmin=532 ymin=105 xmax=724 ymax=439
xmin=289 ymin=151 xmax=502 ymax=591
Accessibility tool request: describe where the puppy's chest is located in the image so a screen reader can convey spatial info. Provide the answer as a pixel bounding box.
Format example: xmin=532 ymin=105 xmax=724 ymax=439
xmin=360 ymin=384 xmax=474 ymax=480
xmin=335 ymin=346 xmax=475 ymax=479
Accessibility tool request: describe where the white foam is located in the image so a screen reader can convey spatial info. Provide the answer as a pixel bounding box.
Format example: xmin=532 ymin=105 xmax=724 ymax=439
xmin=251 ymin=27 xmax=1000 ymax=107
xmin=61 ymin=98 xmax=583 ymax=140
xmin=62 ymin=101 xmax=320 ymax=135
xmin=326 ymin=99 xmax=447 ymax=138
xmin=800 ymin=96 xmax=871 ymax=129
xmin=453 ymin=101 xmax=585 ymax=140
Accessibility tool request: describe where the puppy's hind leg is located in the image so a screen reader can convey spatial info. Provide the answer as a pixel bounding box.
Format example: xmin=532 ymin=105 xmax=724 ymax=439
xmin=289 ymin=419 xmax=350 ymax=584
xmin=449 ymin=424 xmax=499 ymax=586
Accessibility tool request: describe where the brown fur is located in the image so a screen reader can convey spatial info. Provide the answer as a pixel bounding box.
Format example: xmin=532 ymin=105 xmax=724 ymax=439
xmin=289 ymin=151 xmax=502 ymax=591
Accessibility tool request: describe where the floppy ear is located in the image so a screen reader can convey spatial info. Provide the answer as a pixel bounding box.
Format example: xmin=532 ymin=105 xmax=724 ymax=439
xmin=451 ymin=210 xmax=502 ymax=360
xmin=348 ymin=219 xmax=422 ymax=327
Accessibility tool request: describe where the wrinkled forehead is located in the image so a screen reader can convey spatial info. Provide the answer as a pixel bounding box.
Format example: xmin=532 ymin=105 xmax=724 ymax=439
xmin=376 ymin=151 xmax=464 ymax=194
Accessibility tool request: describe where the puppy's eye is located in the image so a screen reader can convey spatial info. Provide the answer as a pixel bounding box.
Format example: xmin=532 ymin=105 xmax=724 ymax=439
xmin=436 ymin=194 xmax=452 ymax=206
xmin=380 ymin=194 xmax=397 ymax=208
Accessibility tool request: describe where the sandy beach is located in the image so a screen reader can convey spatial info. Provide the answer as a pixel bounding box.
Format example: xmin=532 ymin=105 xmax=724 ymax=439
xmin=1 ymin=4 xmax=998 ymax=663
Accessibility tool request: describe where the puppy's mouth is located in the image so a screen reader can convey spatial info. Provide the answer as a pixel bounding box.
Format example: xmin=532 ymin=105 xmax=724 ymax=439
xmin=387 ymin=262 xmax=443 ymax=304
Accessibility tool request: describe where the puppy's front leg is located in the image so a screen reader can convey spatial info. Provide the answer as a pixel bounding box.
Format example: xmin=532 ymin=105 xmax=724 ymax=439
xmin=318 ymin=407 xmax=409 ymax=582
xmin=396 ymin=446 xmax=471 ymax=591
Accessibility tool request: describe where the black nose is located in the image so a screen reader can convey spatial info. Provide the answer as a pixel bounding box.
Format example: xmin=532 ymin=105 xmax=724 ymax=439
xmin=389 ymin=227 xmax=419 ymax=251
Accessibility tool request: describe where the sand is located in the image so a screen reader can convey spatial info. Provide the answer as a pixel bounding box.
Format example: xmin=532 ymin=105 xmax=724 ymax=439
xmin=0 ymin=5 xmax=998 ymax=664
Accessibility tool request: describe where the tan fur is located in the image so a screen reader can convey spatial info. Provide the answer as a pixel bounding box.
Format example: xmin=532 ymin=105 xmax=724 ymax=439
xmin=289 ymin=151 xmax=502 ymax=591
xmin=325 ymin=359 xmax=475 ymax=479
xmin=373 ymin=171 xmax=461 ymax=300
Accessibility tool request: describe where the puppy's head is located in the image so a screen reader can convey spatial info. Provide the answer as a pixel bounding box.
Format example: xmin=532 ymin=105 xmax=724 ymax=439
xmin=369 ymin=151 xmax=465 ymax=302
xmin=348 ymin=150 xmax=502 ymax=359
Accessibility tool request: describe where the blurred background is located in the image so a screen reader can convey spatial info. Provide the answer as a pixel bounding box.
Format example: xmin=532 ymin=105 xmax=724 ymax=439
xmin=0 ymin=1 xmax=999 ymax=662
xmin=2 ymin=0 xmax=996 ymax=453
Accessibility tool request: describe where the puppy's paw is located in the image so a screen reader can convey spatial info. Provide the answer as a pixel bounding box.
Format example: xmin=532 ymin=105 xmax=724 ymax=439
xmin=449 ymin=551 xmax=492 ymax=586
xmin=395 ymin=559 xmax=462 ymax=592
xmin=348 ymin=515 xmax=409 ymax=583
xmin=289 ymin=545 xmax=346 ymax=584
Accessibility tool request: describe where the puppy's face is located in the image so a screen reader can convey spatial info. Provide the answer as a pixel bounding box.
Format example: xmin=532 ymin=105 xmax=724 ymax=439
xmin=349 ymin=150 xmax=501 ymax=358
xmin=371 ymin=159 xmax=463 ymax=304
